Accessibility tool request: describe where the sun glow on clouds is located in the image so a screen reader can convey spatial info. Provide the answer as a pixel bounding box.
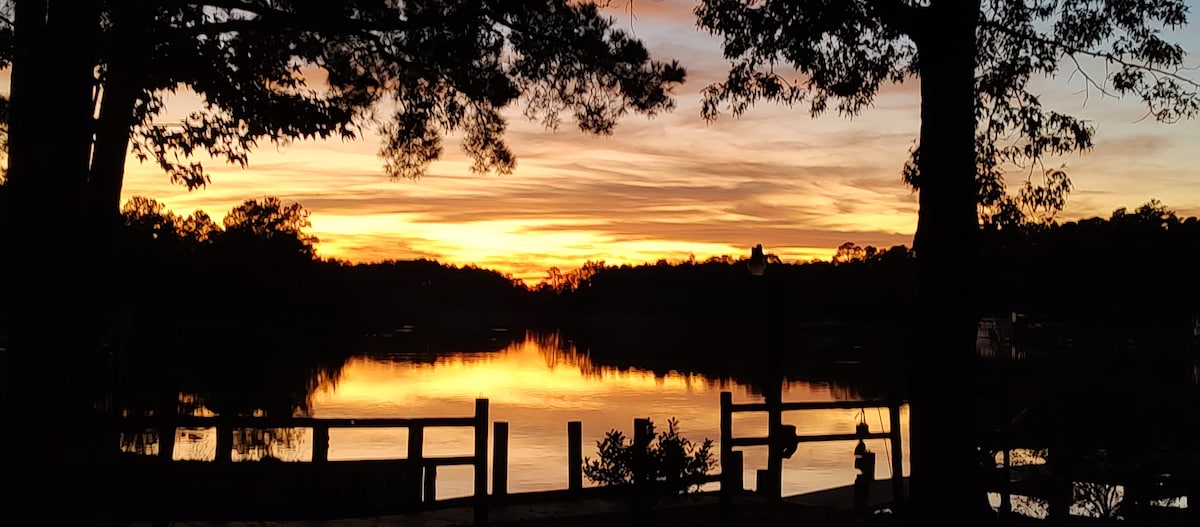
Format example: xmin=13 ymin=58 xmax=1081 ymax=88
xmin=117 ymin=0 xmax=1200 ymax=283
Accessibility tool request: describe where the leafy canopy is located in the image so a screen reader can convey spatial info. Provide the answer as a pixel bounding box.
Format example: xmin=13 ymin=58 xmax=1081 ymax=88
xmin=695 ymin=0 xmax=1197 ymax=224
xmin=0 ymin=1 xmax=685 ymax=187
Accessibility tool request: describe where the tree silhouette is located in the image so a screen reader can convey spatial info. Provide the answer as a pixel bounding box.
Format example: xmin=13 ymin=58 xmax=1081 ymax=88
xmin=0 ymin=2 xmax=684 ymax=523
xmin=2 ymin=0 xmax=686 ymax=213
xmin=221 ymin=196 xmax=319 ymax=260
xmin=832 ymin=242 xmax=867 ymax=265
xmin=696 ymin=0 xmax=1196 ymax=521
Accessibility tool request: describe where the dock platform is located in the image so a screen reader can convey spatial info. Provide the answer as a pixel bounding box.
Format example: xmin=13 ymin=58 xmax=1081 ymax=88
xmin=134 ymin=479 xmax=906 ymax=527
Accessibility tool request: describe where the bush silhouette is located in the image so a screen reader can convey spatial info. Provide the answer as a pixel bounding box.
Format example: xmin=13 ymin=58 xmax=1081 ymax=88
xmin=582 ymin=417 xmax=715 ymax=500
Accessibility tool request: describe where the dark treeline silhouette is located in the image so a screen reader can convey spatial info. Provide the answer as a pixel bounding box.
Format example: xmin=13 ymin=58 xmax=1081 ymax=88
xmin=536 ymin=248 xmax=916 ymax=396
xmin=0 ymin=193 xmax=534 ymax=416
xmin=7 ymin=193 xmax=1198 ymax=403
xmin=89 ymin=196 xmax=535 ymax=338
xmin=978 ymin=199 xmax=1200 ymax=334
xmin=541 ymin=199 xmax=1200 ymax=350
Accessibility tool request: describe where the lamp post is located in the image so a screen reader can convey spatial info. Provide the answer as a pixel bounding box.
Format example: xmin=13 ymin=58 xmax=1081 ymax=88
xmin=748 ymin=244 xmax=783 ymax=502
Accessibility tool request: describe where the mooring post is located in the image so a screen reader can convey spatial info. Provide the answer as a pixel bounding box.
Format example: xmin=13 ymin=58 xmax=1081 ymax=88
xmin=493 ymin=421 xmax=508 ymax=499
xmin=424 ymin=464 xmax=437 ymax=504
xmin=158 ymin=419 xmax=176 ymax=463
xmin=407 ymin=425 xmax=424 ymax=504
xmin=568 ymin=421 xmax=583 ymax=492
xmin=153 ymin=418 xmax=176 ymax=527
xmin=474 ymin=398 xmax=489 ymax=525
xmin=1048 ymin=441 xmax=1074 ymax=521
xmin=889 ymin=401 xmax=904 ymax=508
xmin=312 ymin=424 xmax=329 ymax=463
xmin=1187 ymin=477 xmax=1199 ymax=524
xmin=720 ymin=391 xmax=733 ymax=506
xmin=1000 ymin=448 xmax=1011 ymax=518
xmin=214 ymin=419 xmax=232 ymax=464
xmin=633 ymin=417 xmax=652 ymax=512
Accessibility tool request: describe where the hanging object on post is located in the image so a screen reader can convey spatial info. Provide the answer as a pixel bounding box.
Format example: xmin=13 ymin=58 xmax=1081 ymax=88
xmin=853 ymin=418 xmax=876 ymax=481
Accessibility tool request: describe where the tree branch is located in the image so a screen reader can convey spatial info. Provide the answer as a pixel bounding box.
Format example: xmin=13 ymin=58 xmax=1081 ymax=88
xmin=979 ymin=19 xmax=1200 ymax=89
xmin=173 ymin=1 xmax=414 ymax=37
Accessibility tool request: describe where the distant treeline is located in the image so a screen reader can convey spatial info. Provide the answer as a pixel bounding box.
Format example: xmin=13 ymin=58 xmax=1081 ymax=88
xmin=548 ymin=199 xmax=1200 ymax=323
xmin=2 ymin=191 xmax=1198 ymax=355
xmin=3 ymin=191 xmax=1197 ymax=413
xmin=545 ymin=200 xmax=1200 ymax=364
xmin=105 ymin=196 xmax=536 ymax=336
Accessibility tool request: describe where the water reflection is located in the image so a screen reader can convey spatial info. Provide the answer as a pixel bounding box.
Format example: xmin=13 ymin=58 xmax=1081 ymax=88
xmin=151 ymin=331 xmax=909 ymax=499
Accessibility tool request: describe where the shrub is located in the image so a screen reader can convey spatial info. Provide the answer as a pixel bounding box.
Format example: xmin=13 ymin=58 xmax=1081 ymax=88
xmin=582 ymin=417 xmax=716 ymax=498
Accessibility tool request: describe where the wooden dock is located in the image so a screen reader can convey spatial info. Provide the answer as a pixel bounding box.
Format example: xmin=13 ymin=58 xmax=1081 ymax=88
xmin=130 ymin=482 xmax=905 ymax=527
xmin=113 ymin=393 xmax=918 ymax=525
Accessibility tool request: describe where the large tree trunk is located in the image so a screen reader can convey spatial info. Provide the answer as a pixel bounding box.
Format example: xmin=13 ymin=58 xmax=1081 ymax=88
xmin=89 ymin=1 xmax=151 ymax=215
xmin=907 ymin=0 xmax=988 ymax=523
xmin=2 ymin=0 xmax=106 ymax=523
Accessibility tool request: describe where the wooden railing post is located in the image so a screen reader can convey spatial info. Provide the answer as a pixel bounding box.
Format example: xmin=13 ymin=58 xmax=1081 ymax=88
xmin=407 ymin=425 xmax=424 ymax=504
xmin=889 ymin=402 xmax=905 ymax=508
xmin=158 ymin=420 xmax=176 ymax=463
xmin=720 ymin=391 xmax=733 ymax=505
xmin=424 ymin=464 xmax=437 ymax=504
xmin=726 ymin=450 xmax=743 ymax=492
xmin=312 ymin=424 xmax=329 ymax=463
xmin=568 ymin=421 xmax=583 ymax=492
xmin=153 ymin=418 xmax=176 ymax=527
xmin=492 ymin=421 xmax=508 ymax=499
xmin=633 ymin=417 xmax=651 ymax=512
xmin=474 ymin=398 xmax=489 ymax=525
xmin=215 ymin=419 xmax=233 ymax=463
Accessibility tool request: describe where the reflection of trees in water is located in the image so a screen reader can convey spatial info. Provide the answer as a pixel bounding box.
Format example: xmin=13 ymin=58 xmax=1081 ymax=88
xmin=533 ymin=331 xmax=747 ymax=391
xmin=114 ymin=329 xmax=352 ymax=457
xmin=532 ymin=331 xmax=604 ymax=378
xmin=1073 ymin=482 xmax=1123 ymax=520
xmin=551 ymin=324 xmax=893 ymax=398
xmin=116 ymin=330 xmax=350 ymax=417
xmin=231 ymin=427 xmax=307 ymax=462
xmin=354 ymin=328 xmax=520 ymax=363
xmin=120 ymin=429 xmax=160 ymax=457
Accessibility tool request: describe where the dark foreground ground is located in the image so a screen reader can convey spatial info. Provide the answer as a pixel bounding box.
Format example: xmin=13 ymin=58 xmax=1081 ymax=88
xmin=133 ymin=489 xmax=896 ymax=526
xmin=489 ymin=502 xmax=875 ymax=527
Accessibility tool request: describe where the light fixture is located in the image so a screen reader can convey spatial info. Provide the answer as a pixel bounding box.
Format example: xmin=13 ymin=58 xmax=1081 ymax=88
xmin=747 ymin=244 xmax=767 ymax=276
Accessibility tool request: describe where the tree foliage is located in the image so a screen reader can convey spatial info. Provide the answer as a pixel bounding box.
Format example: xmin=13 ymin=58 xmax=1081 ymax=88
xmin=696 ymin=0 xmax=1196 ymax=224
xmin=0 ymin=0 xmax=685 ymax=197
xmin=222 ymin=196 xmax=319 ymax=256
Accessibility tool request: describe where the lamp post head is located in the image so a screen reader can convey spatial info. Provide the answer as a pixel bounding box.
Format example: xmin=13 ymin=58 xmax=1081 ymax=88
xmin=748 ymin=244 xmax=767 ymax=276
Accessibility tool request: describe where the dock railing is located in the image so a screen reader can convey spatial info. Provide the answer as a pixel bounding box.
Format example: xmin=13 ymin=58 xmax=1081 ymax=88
xmin=118 ymin=398 xmax=489 ymax=524
xmin=718 ymin=391 xmax=906 ymax=509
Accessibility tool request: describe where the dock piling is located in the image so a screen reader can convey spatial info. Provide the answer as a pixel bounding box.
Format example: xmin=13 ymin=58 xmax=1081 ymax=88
xmin=568 ymin=421 xmax=582 ymax=492
xmin=473 ymin=398 xmax=489 ymax=525
xmin=493 ymin=421 xmax=509 ymax=498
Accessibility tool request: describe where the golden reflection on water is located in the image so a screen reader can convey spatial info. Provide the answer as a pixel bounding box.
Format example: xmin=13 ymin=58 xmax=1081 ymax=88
xmin=306 ymin=332 xmax=910 ymax=498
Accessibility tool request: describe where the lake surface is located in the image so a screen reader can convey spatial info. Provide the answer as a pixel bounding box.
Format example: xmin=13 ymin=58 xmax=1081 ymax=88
xmin=165 ymin=331 xmax=909 ymax=500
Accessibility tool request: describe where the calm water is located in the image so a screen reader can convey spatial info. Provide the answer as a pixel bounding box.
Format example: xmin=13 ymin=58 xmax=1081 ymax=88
xmin=165 ymin=332 xmax=909 ymax=500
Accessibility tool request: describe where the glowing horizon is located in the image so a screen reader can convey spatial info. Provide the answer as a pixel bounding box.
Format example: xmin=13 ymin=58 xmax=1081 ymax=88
xmin=116 ymin=0 xmax=1200 ymax=285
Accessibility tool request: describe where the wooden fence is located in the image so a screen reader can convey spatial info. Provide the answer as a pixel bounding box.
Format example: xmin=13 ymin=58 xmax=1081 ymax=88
xmin=117 ymin=394 xmax=917 ymax=525
xmin=118 ymin=398 xmax=489 ymax=524
xmin=718 ymin=391 xmax=906 ymax=508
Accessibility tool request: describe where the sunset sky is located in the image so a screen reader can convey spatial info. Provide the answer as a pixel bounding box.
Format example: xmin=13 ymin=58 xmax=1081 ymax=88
xmin=118 ymin=0 xmax=1200 ymax=284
